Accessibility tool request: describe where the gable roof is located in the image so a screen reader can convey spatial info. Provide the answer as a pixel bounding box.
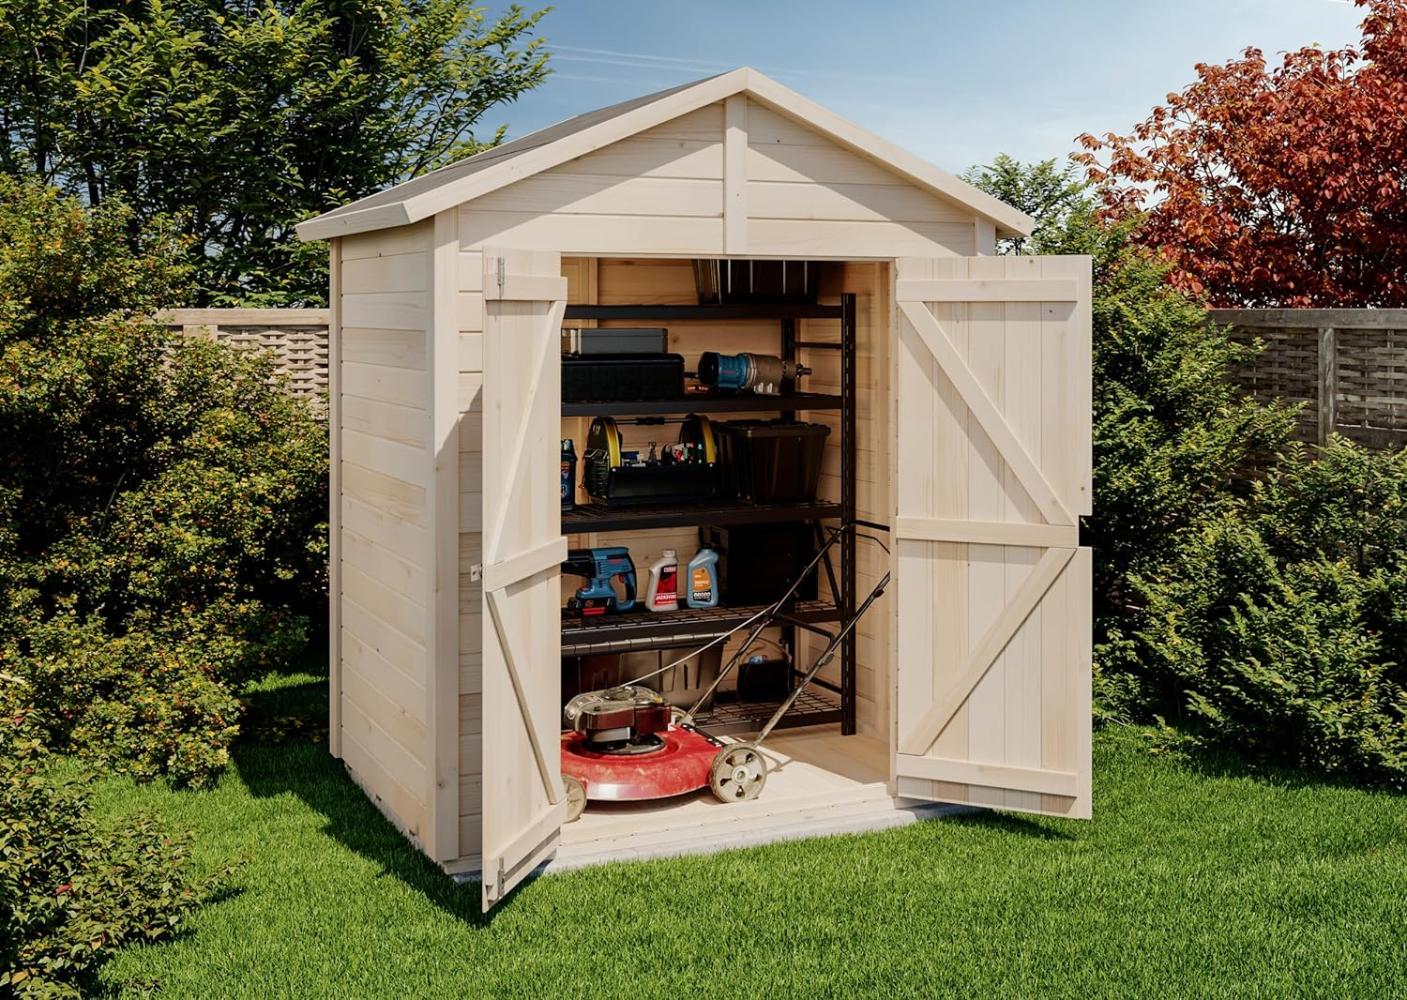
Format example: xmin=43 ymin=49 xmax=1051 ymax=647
xmin=296 ymin=67 xmax=1034 ymax=242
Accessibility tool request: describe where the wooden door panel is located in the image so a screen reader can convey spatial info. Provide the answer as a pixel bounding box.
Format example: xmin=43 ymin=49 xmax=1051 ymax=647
xmin=479 ymin=248 xmax=569 ymax=910
xmin=892 ymin=255 xmax=1092 ymax=819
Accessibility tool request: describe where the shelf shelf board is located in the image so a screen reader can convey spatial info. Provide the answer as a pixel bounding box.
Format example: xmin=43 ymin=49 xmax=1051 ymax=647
xmin=562 ymin=392 xmax=842 ymax=417
xmin=561 ymin=599 xmax=841 ymax=657
xmin=696 ymin=688 xmax=843 ymax=737
xmin=564 ymin=303 xmax=843 ymax=321
xmin=563 ymin=498 xmax=841 ymax=533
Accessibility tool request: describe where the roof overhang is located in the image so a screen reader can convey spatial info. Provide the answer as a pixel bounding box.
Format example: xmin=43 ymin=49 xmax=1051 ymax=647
xmin=297 ymin=67 xmax=1034 ymax=243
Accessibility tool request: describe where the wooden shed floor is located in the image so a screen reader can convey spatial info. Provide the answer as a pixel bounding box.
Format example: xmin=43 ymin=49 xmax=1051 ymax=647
xmin=551 ymin=727 xmax=953 ymax=871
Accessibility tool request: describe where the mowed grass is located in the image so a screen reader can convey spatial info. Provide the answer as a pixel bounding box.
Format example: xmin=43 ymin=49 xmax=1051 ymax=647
xmin=92 ymin=680 xmax=1407 ymax=998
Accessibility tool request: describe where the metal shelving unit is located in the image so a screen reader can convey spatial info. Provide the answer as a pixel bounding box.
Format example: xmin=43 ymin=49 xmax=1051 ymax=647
xmin=560 ymin=295 xmax=858 ymax=735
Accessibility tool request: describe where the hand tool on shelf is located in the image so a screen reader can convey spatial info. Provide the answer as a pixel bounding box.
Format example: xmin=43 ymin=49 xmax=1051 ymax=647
xmin=697 ymin=351 xmax=811 ymax=396
xmin=562 ymin=546 xmax=637 ymax=616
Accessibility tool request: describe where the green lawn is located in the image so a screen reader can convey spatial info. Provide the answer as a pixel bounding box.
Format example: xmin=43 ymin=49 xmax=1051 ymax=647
xmin=92 ymin=676 xmax=1407 ymax=998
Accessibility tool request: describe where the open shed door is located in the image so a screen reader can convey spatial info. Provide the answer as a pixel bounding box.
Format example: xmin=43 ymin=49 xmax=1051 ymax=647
xmin=892 ymin=255 xmax=1092 ymax=819
xmin=479 ymin=248 xmax=569 ymax=910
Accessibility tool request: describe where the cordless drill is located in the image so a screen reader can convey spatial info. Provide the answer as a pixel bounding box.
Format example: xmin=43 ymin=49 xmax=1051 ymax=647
xmin=562 ymin=547 xmax=637 ymax=616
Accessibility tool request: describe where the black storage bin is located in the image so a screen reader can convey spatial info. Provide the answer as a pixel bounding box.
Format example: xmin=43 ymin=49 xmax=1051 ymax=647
xmin=562 ymin=353 xmax=684 ymax=402
xmin=701 ymin=523 xmax=818 ymax=604
xmin=713 ymin=420 xmax=830 ymax=504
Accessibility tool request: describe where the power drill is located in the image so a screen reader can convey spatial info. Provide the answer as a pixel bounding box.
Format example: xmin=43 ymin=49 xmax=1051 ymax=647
xmin=562 ymin=547 xmax=637 ymax=616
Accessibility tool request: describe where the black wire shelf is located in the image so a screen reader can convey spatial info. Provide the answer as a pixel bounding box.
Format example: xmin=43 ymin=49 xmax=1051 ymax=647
xmin=561 ymin=391 xmax=842 ymax=417
xmin=561 ymin=600 xmax=841 ymax=657
xmin=562 ymin=498 xmax=842 ymax=533
xmin=695 ymin=687 xmax=843 ymax=737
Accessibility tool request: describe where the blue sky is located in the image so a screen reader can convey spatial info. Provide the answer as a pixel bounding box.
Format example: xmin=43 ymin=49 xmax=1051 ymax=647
xmin=483 ymin=0 xmax=1364 ymax=173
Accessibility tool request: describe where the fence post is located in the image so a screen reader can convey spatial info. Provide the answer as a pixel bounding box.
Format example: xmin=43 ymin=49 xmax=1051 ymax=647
xmin=1317 ymin=326 xmax=1337 ymax=445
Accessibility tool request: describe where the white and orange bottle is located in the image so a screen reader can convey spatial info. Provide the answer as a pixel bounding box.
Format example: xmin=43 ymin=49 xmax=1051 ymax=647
xmin=645 ymin=549 xmax=680 ymax=612
xmin=685 ymin=547 xmax=720 ymax=609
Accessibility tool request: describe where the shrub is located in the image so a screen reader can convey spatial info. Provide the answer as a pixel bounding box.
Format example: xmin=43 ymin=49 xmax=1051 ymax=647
xmin=1132 ymin=440 xmax=1407 ymax=784
xmin=0 ymin=685 xmax=219 ymax=997
xmin=0 ymin=177 xmax=326 ymax=787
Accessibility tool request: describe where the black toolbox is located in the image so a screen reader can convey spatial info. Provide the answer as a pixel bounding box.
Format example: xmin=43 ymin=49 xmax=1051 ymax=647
xmin=562 ymin=353 xmax=684 ymax=402
xmin=584 ymin=415 xmax=719 ymax=507
xmin=701 ymin=523 xmax=819 ymax=604
xmin=713 ymin=420 xmax=831 ymax=504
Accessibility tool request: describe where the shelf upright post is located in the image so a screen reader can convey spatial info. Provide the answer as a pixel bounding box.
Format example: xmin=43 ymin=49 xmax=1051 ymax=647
xmin=779 ymin=314 xmax=798 ymax=693
xmin=840 ymin=293 xmax=858 ymax=735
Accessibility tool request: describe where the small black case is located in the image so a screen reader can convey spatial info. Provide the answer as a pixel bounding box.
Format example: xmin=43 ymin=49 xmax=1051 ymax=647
xmin=561 ymin=353 xmax=684 ymax=402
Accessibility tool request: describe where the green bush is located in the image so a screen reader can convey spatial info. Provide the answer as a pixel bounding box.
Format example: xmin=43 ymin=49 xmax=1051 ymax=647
xmin=1132 ymin=440 xmax=1407 ymax=784
xmin=0 ymin=686 xmax=219 ymax=997
xmin=0 ymin=177 xmax=326 ymax=787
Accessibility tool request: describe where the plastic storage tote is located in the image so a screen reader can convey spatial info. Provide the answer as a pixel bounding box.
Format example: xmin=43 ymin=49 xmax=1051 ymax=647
xmin=713 ymin=419 xmax=830 ymax=504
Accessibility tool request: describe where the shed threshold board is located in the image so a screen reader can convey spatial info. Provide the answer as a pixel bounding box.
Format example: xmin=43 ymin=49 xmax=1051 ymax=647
xmin=549 ymin=728 xmax=958 ymax=872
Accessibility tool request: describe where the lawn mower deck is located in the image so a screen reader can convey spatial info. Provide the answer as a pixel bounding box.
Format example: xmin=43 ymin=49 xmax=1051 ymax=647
xmin=559 ymin=686 xmax=766 ymax=820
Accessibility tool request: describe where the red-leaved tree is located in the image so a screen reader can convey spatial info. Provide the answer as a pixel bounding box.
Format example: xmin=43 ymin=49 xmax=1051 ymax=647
xmin=1077 ymin=0 xmax=1407 ymax=307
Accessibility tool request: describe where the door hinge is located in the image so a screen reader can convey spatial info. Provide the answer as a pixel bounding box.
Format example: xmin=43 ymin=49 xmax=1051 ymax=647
xmin=495 ymin=256 xmax=506 ymax=297
xmin=469 ymin=563 xmax=483 ymax=583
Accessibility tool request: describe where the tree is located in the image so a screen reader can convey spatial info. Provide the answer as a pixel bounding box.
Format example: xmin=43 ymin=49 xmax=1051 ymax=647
xmin=0 ymin=1 xmax=549 ymax=305
xmin=964 ymin=158 xmax=1296 ymax=709
xmin=960 ymin=154 xmax=1094 ymax=255
xmin=1076 ymin=0 xmax=1407 ymax=307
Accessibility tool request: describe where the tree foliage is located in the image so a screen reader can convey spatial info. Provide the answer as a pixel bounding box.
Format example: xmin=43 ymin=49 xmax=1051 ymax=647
xmin=0 ymin=177 xmax=326 ymax=787
xmin=0 ymin=0 xmax=550 ymax=305
xmin=960 ymin=154 xmax=1095 ymax=255
xmin=1077 ymin=0 xmax=1407 ymax=307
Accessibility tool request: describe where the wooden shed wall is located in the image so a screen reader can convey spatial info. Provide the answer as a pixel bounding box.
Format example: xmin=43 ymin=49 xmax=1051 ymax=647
xmin=743 ymin=103 xmax=975 ymax=257
xmin=334 ymin=221 xmax=436 ymax=849
xmin=455 ymin=99 xmax=977 ymax=259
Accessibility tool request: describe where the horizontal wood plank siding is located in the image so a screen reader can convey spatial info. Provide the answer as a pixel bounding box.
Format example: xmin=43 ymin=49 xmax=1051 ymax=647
xmin=458 ymin=106 xmax=725 ymax=256
xmin=333 ymin=225 xmax=434 ymax=846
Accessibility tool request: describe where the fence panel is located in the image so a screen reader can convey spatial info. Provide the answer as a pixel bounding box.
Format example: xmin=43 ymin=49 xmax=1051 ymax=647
xmin=156 ymin=308 xmax=330 ymax=408
xmin=1211 ymin=309 xmax=1407 ymax=450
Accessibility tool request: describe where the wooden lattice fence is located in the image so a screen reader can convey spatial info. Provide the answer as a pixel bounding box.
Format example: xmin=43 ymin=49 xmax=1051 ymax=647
xmin=157 ymin=308 xmax=330 ymax=405
xmin=1212 ymin=309 xmax=1407 ymax=450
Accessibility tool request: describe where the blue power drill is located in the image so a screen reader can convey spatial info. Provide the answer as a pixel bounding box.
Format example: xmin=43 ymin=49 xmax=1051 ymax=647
xmin=562 ymin=547 xmax=637 ymax=616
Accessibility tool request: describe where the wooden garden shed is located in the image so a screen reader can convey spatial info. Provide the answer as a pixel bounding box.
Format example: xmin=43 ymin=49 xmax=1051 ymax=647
xmin=297 ymin=67 xmax=1093 ymax=911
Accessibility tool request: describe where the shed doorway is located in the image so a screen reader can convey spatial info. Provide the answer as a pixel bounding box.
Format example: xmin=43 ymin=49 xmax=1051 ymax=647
xmin=553 ymin=256 xmax=897 ymax=860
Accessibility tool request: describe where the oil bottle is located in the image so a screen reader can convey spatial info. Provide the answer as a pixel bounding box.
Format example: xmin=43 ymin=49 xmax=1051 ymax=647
xmin=685 ymin=547 xmax=720 ymax=608
xmin=645 ymin=550 xmax=679 ymax=612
